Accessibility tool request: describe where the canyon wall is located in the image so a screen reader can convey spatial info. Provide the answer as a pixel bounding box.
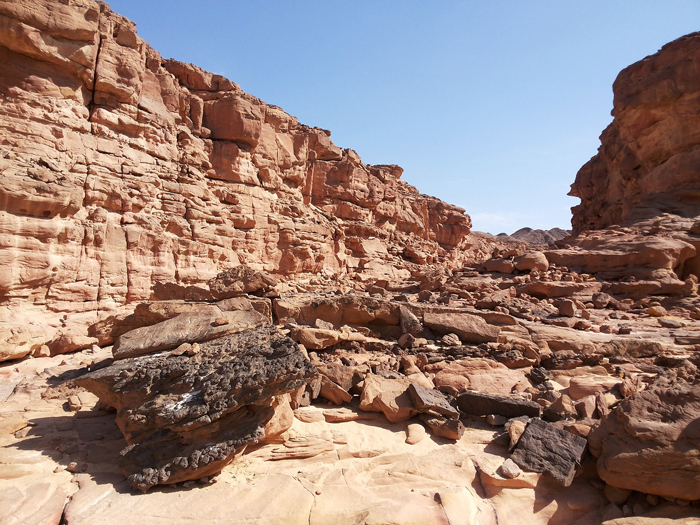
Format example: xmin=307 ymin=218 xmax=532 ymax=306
xmin=570 ymin=32 xmax=700 ymax=234
xmin=0 ymin=0 xmax=471 ymax=314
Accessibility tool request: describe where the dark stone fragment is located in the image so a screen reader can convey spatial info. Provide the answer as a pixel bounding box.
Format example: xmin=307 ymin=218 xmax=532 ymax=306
xmin=510 ymin=418 xmax=587 ymax=486
xmin=529 ymin=366 xmax=550 ymax=385
xmin=408 ymin=383 xmax=460 ymax=419
xmin=455 ymin=390 xmax=541 ymax=418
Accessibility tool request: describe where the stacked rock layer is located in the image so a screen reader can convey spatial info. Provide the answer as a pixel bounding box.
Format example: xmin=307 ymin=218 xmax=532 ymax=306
xmin=0 ymin=0 xmax=471 ymax=315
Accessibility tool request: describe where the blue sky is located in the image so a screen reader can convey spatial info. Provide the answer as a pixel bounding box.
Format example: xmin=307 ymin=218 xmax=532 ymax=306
xmin=107 ymin=1 xmax=700 ymax=234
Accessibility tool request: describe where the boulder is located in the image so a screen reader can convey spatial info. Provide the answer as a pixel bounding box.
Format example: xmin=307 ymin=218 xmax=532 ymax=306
xmin=76 ymin=326 xmax=317 ymax=492
xmin=514 ymin=251 xmax=549 ymax=272
xmin=433 ymin=358 xmax=530 ymax=395
xmin=483 ymin=258 xmax=515 ymax=274
xmin=455 ymin=391 xmax=542 ymax=418
xmin=510 ymin=418 xmax=587 ymax=486
xmin=568 ymin=375 xmax=622 ymax=400
xmin=423 ymin=312 xmax=499 ymax=344
xmin=591 ymin=376 xmax=700 ymax=500
xmin=208 ymin=266 xmax=279 ymax=299
xmin=419 ymin=414 xmax=465 ymax=441
xmin=290 ymin=327 xmax=343 ymax=350
xmin=47 ymin=332 xmax=99 ymax=356
xmin=112 ymin=309 xmax=268 ymax=360
xmin=0 ymin=327 xmax=47 ymax=362
xmin=399 ymin=305 xmax=424 ymax=336
xmin=359 ymin=374 xmax=417 ymax=423
xmin=318 ymin=376 xmax=352 ymax=405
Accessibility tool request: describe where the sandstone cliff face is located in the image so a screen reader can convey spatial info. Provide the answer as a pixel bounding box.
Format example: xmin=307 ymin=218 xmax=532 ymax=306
xmin=570 ymin=32 xmax=700 ymax=234
xmin=0 ymin=0 xmax=470 ymax=314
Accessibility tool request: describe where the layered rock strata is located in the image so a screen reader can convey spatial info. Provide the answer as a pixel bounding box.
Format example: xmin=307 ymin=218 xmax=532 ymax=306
xmin=570 ymin=32 xmax=700 ymax=233
xmin=0 ymin=0 xmax=470 ymax=316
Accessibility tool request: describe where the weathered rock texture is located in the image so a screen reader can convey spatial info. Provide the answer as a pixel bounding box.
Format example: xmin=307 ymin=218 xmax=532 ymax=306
xmin=0 ymin=0 xmax=470 ymax=316
xmin=570 ymin=32 xmax=700 ymax=233
xmin=591 ymin=374 xmax=700 ymax=501
xmin=76 ymin=325 xmax=316 ymax=492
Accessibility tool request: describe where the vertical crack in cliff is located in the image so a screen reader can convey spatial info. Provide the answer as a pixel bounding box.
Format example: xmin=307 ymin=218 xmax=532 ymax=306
xmin=88 ymin=34 xmax=104 ymax=122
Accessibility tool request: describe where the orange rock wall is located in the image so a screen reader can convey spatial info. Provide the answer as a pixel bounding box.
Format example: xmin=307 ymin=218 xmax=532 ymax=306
xmin=570 ymin=32 xmax=700 ymax=233
xmin=0 ymin=0 xmax=471 ymax=313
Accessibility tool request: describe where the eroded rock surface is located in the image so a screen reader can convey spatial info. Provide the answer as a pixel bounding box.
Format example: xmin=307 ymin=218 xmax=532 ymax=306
xmin=570 ymin=32 xmax=700 ymax=233
xmin=591 ymin=372 xmax=700 ymax=501
xmin=0 ymin=0 xmax=470 ymax=320
xmin=76 ymin=326 xmax=316 ymax=492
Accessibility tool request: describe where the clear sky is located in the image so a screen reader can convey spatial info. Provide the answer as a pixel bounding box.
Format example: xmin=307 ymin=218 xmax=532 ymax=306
xmin=106 ymin=1 xmax=700 ymax=234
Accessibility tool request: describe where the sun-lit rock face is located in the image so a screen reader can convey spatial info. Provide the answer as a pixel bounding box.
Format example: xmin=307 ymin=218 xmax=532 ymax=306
xmin=570 ymin=32 xmax=700 ymax=234
xmin=0 ymin=0 xmax=471 ymax=314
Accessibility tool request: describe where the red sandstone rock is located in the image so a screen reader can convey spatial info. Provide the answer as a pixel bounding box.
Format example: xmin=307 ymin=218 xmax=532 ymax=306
xmin=590 ymin=374 xmax=700 ymax=501
xmin=0 ymin=0 xmax=471 ymax=321
xmin=570 ymin=33 xmax=700 ymax=233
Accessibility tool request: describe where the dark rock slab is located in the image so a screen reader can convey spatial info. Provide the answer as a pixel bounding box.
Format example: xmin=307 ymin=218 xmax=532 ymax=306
xmin=455 ymin=390 xmax=541 ymax=418
xmin=76 ymin=326 xmax=317 ymax=492
xmin=408 ymin=383 xmax=459 ymax=419
xmin=419 ymin=414 xmax=465 ymax=440
xmin=112 ymin=309 xmax=268 ymax=360
xmin=510 ymin=418 xmax=587 ymax=486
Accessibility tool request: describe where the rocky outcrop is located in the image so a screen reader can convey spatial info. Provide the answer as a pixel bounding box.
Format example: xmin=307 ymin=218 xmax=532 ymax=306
xmin=76 ymin=325 xmax=316 ymax=492
xmin=0 ymin=0 xmax=470 ymax=317
xmin=570 ymin=32 xmax=700 ymax=233
xmin=590 ymin=372 xmax=700 ymax=501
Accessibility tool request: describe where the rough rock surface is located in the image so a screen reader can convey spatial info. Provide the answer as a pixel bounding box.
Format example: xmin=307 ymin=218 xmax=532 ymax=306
xmin=591 ymin=374 xmax=700 ymax=500
xmin=510 ymin=418 xmax=588 ymax=486
xmin=76 ymin=325 xmax=316 ymax=492
xmin=570 ymin=32 xmax=700 ymax=233
xmin=0 ymin=0 xmax=471 ymax=320
xmin=456 ymin=391 xmax=542 ymax=418
xmin=2 ymin=4 xmax=700 ymax=525
xmin=507 ymin=228 xmax=571 ymax=245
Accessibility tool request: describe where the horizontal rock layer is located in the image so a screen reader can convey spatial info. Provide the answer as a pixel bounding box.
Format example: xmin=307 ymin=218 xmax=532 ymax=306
xmin=0 ymin=0 xmax=470 ymax=315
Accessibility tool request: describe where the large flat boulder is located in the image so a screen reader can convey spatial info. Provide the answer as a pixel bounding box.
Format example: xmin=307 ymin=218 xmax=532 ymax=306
xmin=433 ymin=358 xmax=530 ymax=395
xmin=423 ymin=312 xmax=499 ymax=344
xmin=455 ymin=391 xmax=541 ymax=418
xmin=112 ymin=309 xmax=268 ymax=360
xmin=76 ymin=326 xmax=317 ymax=492
xmin=590 ymin=376 xmax=700 ymax=500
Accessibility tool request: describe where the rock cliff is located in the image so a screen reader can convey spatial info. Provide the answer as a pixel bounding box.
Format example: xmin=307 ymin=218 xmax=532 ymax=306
xmin=0 ymin=0 xmax=470 ymax=316
xmin=570 ymin=32 xmax=700 ymax=234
